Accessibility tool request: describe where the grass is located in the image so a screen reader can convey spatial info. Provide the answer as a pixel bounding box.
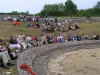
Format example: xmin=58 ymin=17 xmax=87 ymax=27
xmin=0 ymin=66 xmax=18 ymax=75
xmin=0 ymin=60 xmax=18 ymax=75
xmin=0 ymin=21 xmax=100 ymax=39
xmin=76 ymin=22 xmax=100 ymax=35
xmin=0 ymin=21 xmax=100 ymax=75
xmin=0 ymin=22 xmax=42 ymax=39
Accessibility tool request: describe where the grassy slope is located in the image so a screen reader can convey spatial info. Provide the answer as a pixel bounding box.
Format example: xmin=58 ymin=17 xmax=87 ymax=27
xmin=0 ymin=21 xmax=100 ymax=39
xmin=0 ymin=22 xmax=42 ymax=39
xmin=67 ymin=22 xmax=100 ymax=36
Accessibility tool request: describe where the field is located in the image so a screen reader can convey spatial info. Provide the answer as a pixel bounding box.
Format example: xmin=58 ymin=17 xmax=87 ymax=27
xmin=0 ymin=21 xmax=100 ymax=39
xmin=0 ymin=21 xmax=100 ymax=75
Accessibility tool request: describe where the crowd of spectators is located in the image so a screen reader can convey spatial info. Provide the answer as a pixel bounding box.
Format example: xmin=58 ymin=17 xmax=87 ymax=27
xmin=0 ymin=15 xmax=40 ymax=22
xmin=0 ymin=34 xmax=100 ymax=69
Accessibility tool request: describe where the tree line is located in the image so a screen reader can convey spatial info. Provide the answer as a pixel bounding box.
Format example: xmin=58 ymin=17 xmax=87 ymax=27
xmin=36 ymin=0 xmax=100 ymax=17
xmin=0 ymin=11 xmax=32 ymax=16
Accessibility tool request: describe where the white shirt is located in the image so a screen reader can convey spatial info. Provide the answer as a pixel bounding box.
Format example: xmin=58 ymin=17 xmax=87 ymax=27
xmin=26 ymin=36 xmax=31 ymax=41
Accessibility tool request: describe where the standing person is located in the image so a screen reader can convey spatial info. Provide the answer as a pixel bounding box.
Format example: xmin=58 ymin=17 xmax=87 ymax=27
xmin=45 ymin=16 xmax=48 ymax=25
xmin=55 ymin=17 xmax=58 ymax=25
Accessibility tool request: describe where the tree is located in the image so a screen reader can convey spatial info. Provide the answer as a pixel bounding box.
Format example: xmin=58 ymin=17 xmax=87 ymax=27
xmin=64 ymin=0 xmax=77 ymax=16
xmin=94 ymin=1 xmax=100 ymax=8
xmin=10 ymin=11 xmax=19 ymax=15
xmin=25 ymin=11 xmax=29 ymax=15
xmin=40 ymin=3 xmax=64 ymax=16
xmin=78 ymin=8 xmax=94 ymax=17
xmin=37 ymin=0 xmax=100 ymax=17
xmin=93 ymin=1 xmax=100 ymax=16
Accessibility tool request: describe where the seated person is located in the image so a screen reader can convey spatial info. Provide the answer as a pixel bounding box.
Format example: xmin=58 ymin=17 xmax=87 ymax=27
xmin=75 ymin=24 xmax=80 ymax=29
xmin=57 ymin=35 xmax=63 ymax=43
xmin=36 ymin=24 xmax=40 ymax=28
xmin=0 ymin=42 xmax=14 ymax=69
xmin=0 ymin=37 xmax=4 ymax=42
xmin=13 ymin=19 xmax=21 ymax=26
xmin=9 ymin=36 xmax=21 ymax=51
xmin=17 ymin=35 xmax=27 ymax=50
xmin=27 ymin=23 xmax=32 ymax=27
xmin=46 ymin=35 xmax=53 ymax=44
xmin=68 ymin=25 xmax=73 ymax=30
xmin=72 ymin=34 xmax=77 ymax=41
xmin=95 ymin=35 xmax=100 ymax=40
xmin=92 ymin=34 xmax=96 ymax=40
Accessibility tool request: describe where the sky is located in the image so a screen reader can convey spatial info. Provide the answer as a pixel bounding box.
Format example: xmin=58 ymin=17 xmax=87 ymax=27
xmin=0 ymin=0 xmax=100 ymax=14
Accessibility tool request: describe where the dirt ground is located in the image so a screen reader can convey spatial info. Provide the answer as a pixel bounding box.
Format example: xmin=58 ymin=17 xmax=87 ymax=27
xmin=48 ymin=48 xmax=100 ymax=75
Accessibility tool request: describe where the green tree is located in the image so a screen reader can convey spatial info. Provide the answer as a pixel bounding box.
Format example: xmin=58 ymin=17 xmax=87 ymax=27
xmin=64 ymin=0 xmax=77 ymax=16
xmin=93 ymin=1 xmax=100 ymax=16
xmin=40 ymin=3 xmax=64 ymax=16
xmin=10 ymin=11 xmax=19 ymax=15
xmin=78 ymin=8 xmax=94 ymax=17
xmin=94 ymin=1 xmax=100 ymax=8
xmin=25 ymin=11 xmax=29 ymax=15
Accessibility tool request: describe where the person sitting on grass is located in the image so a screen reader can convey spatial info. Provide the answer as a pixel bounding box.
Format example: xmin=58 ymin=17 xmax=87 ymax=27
xmin=9 ymin=35 xmax=21 ymax=52
xmin=0 ymin=42 xmax=14 ymax=69
xmin=74 ymin=22 xmax=80 ymax=30
xmin=74 ymin=24 xmax=80 ymax=30
xmin=27 ymin=23 xmax=32 ymax=27
xmin=68 ymin=25 xmax=74 ymax=31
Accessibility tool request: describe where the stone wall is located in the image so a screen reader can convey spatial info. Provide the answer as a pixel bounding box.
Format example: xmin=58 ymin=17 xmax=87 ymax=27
xmin=17 ymin=40 xmax=100 ymax=75
xmin=57 ymin=17 xmax=100 ymax=23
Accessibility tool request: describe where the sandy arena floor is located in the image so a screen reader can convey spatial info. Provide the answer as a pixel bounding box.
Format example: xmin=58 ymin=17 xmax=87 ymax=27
xmin=48 ymin=48 xmax=100 ymax=75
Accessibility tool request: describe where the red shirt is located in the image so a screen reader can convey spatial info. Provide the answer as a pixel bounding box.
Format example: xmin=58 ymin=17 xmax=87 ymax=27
xmin=31 ymin=37 xmax=35 ymax=41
